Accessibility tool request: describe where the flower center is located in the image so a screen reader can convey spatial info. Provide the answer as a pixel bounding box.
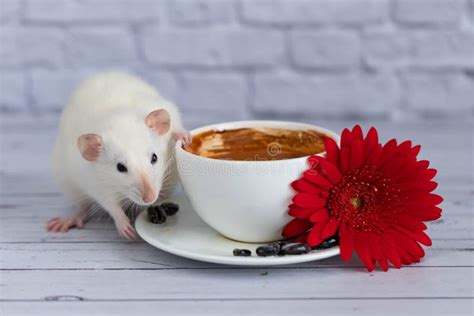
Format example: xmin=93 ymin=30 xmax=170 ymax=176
xmin=350 ymin=196 xmax=363 ymax=208
xmin=327 ymin=165 xmax=397 ymax=233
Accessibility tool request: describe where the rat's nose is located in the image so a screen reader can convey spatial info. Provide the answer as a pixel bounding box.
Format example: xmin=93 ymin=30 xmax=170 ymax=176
xmin=142 ymin=191 xmax=156 ymax=204
xmin=138 ymin=174 xmax=156 ymax=204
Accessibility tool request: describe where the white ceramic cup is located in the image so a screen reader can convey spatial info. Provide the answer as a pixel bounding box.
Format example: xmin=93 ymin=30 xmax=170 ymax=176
xmin=175 ymin=121 xmax=339 ymax=243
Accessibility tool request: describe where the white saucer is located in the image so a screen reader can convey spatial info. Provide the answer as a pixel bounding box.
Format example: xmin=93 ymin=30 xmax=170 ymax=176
xmin=135 ymin=194 xmax=340 ymax=266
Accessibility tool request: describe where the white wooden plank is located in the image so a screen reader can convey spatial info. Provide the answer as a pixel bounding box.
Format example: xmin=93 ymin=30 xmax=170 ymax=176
xmin=1 ymin=240 xmax=471 ymax=270
xmin=1 ymin=267 xmax=472 ymax=300
xmin=2 ymin=299 xmax=473 ymax=316
xmin=0 ymin=218 xmax=136 ymax=243
xmin=0 ymin=209 xmax=469 ymax=243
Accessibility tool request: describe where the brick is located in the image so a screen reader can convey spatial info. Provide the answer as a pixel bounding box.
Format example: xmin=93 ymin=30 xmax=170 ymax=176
xmin=30 ymin=69 xmax=96 ymax=111
xmin=394 ymin=0 xmax=465 ymax=26
xmin=141 ymin=29 xmax=284 ymax=67
xmin=290 ymin=31 xmax=360 ymax=69
xmin=65 ymin=27 xmax=137 ymax=66
xmin=168 ymin=0 xmax=234 ymax=25
xmin=0 ymin=0 xmax=21 ymax=24
xmin=0 ymin=72 xmax=26 ymax=111
xmin=135 ymin=70 xmax=179 ymax=101
xmin=25 ymin=0 xmax=161 ymax=22
xmin=178 ymin=73 xmax=248 ymax=120
xmin=411 ymin=31 xmax=474 ymax=68
xmin=400 ymin=72 xmax=474 ymax=115
xmin=240 ymin=0 xmax=389 ymax=26
xmin=32 ymin=69 xmax=179 ymax=112
xmin=0 ymin=27 xmax=63 ymax=68
xmin=252 ymin=72 xmax=397 ymax=117
xmin=364 ymin=31 xmax=474 ymax=68
xmin=363 ymin=31 xmax=411 ymax=66
xmin=472 ymin=0 xmax=474 ymax=24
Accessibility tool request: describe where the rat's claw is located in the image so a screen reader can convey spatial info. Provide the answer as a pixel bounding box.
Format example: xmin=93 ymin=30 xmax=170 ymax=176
xmin=115 ymin=217 xmax=137 ymax=240
xmin=173 ymin=129 xmax=192 ymax=147
xmin=47 ymin=218 xmax=62 ymax=232
xmin=47 ymin=216 xmax=84 ymax=233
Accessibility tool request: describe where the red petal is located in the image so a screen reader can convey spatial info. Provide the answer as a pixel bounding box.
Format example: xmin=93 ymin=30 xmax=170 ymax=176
xmin=321 ymin=217 xmax=339 ymax=239
xmin=351 ymin=125 xmax=363 ymax=141
xmin=427 ymin=193 xmax=443 ymax=205
xmin=396 ymin=215 xmax=427 ymax=231
xmin=292 ymin=193 xmax=326 ymax=208
xmin=368 ymin=234 xmax=383 ymax=259
xmin=415 ymin=193 xmax=444 ymax=206
xmin=354 ymin=235 xmax=375 ymax=272
xmin=291 ymin=178 xmax=325 ymax=195
xmin=341 ymin=128 xmax=353 ymax=148
xmin=367 ymin=235 xmax=389 ymax=271
xmin=311 ymin=156 xmax=342 ymax=184
xmin=417 ymin=160 xmax=430 ymax=169
xmin=395 ymin=181 xmax=438 ymax=194
xmin=404 ymin=238 xmax=425 ymax=260
xmin=424 ymin=169 xmax=437 ymax=181
xmin=307 ymin=225 xmax=325 ymax=246
xmin=349 ymin=139 xmax=364 ymax=170
xmin=381 ymin=233 xmax=402 ymax=268
xmin=309 ymin=209 xmax=329 ymax=223
xmin=391 ymin=164 xmax=418 ymax=182
xmin=403 ymin=194 xmax=444 ymax=208
xmin=409 ymin=206 xmax=442 ymax=221
xmin=395 ymin=226 xmax=432 ymax=247
xmin=366 ymin=144 xmax=382 ymax=166
xmin=398 ymin=234 xmax=425 ymax=263
xmin=282 ymin=218 xmax=312 ymax=238
xmin=339 ymin=146 xmax=350 ymax=174
xmin=411 ymin=144 xmax=421 ymax=156
xmin=379 ymin=259 xmax=389 ymax=271
xmin=378 ymin=139 xmax=398 ymax=166
xmin=323 ymin=137 xmax=340 ymax=165
xmin=363 ymin=127 xmax=379 ymax=156
xmin=288 ymin=206 xmax=315 ymax=219
xmin=339 ymin=223 xmax=354 ymax=261
xmin=303 ymin=171 xmax=334 ymax=190
xmin=398 ymin=140 xmax=412 ymax=152
xmin=382 ymin=157 xmax=408 ymax=178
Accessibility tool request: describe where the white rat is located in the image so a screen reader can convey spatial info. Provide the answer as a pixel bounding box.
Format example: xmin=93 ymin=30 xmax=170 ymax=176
xmin=47 ymin=72 xmax=191 ymax=240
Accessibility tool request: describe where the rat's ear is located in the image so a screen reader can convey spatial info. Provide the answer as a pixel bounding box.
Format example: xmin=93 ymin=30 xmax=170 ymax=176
xmin=77 ymin=134 xmax=102 ymax=161
xmin=145 ymin=109 xmax=170 ymax=135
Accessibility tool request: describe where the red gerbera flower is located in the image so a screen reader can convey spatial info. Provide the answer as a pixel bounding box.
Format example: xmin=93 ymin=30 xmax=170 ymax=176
xmin=282 ymin=125 xmax=442 ymax=271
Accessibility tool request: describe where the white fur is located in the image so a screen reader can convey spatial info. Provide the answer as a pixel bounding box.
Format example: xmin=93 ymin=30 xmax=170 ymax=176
xmin=51 ymin=72 xmax=182 ymax=226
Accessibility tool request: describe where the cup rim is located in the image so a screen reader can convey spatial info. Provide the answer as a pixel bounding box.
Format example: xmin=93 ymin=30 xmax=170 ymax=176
xmin=175 ymin=120 xmax=340 ymax=165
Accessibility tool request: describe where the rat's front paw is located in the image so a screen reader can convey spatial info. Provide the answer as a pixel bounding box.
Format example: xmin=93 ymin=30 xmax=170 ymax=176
xmin=173 ymin=129 xmax=192 ymax=147
xmin=114 ymin=216 xmax=137 ymax=240
xmin=47 ymin=216 xmax=84 ymax=232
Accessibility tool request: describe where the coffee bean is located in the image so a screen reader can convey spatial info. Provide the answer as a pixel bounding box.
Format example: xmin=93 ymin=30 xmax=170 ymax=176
xmin=161 ymin=202 xmax=179 ymax=216
xmin=256 ymin=243 xmax=281 ymax=257
xmin=312 ymin=235 xmax=339 ymax=250
xmin=279 ymin=243 xmax=311 ymax=255
xmin=147 ymin=206 xmax=167 ymax=224
xmin=233 ymin=249 xmax=251 ymax=257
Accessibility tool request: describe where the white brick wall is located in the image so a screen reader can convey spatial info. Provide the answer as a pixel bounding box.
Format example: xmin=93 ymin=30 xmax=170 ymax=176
xmin=1 ymin=0 xmax=473 ymax=126
xmin=394 ymin=0 xmax=465 ymax=26
xmin=290 ymin=31 xmax=360 ymax=69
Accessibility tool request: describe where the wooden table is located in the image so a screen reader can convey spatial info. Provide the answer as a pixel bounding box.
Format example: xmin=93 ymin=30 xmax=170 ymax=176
xmin=1 ymin=119 xmax=473 ymax=315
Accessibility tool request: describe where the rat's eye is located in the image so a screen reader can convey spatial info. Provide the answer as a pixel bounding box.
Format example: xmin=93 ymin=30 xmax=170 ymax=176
xmin=151 ymin=153 xmax=157 ymax=164
xmin=116 ymin=163 xmax=128 ymax=173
